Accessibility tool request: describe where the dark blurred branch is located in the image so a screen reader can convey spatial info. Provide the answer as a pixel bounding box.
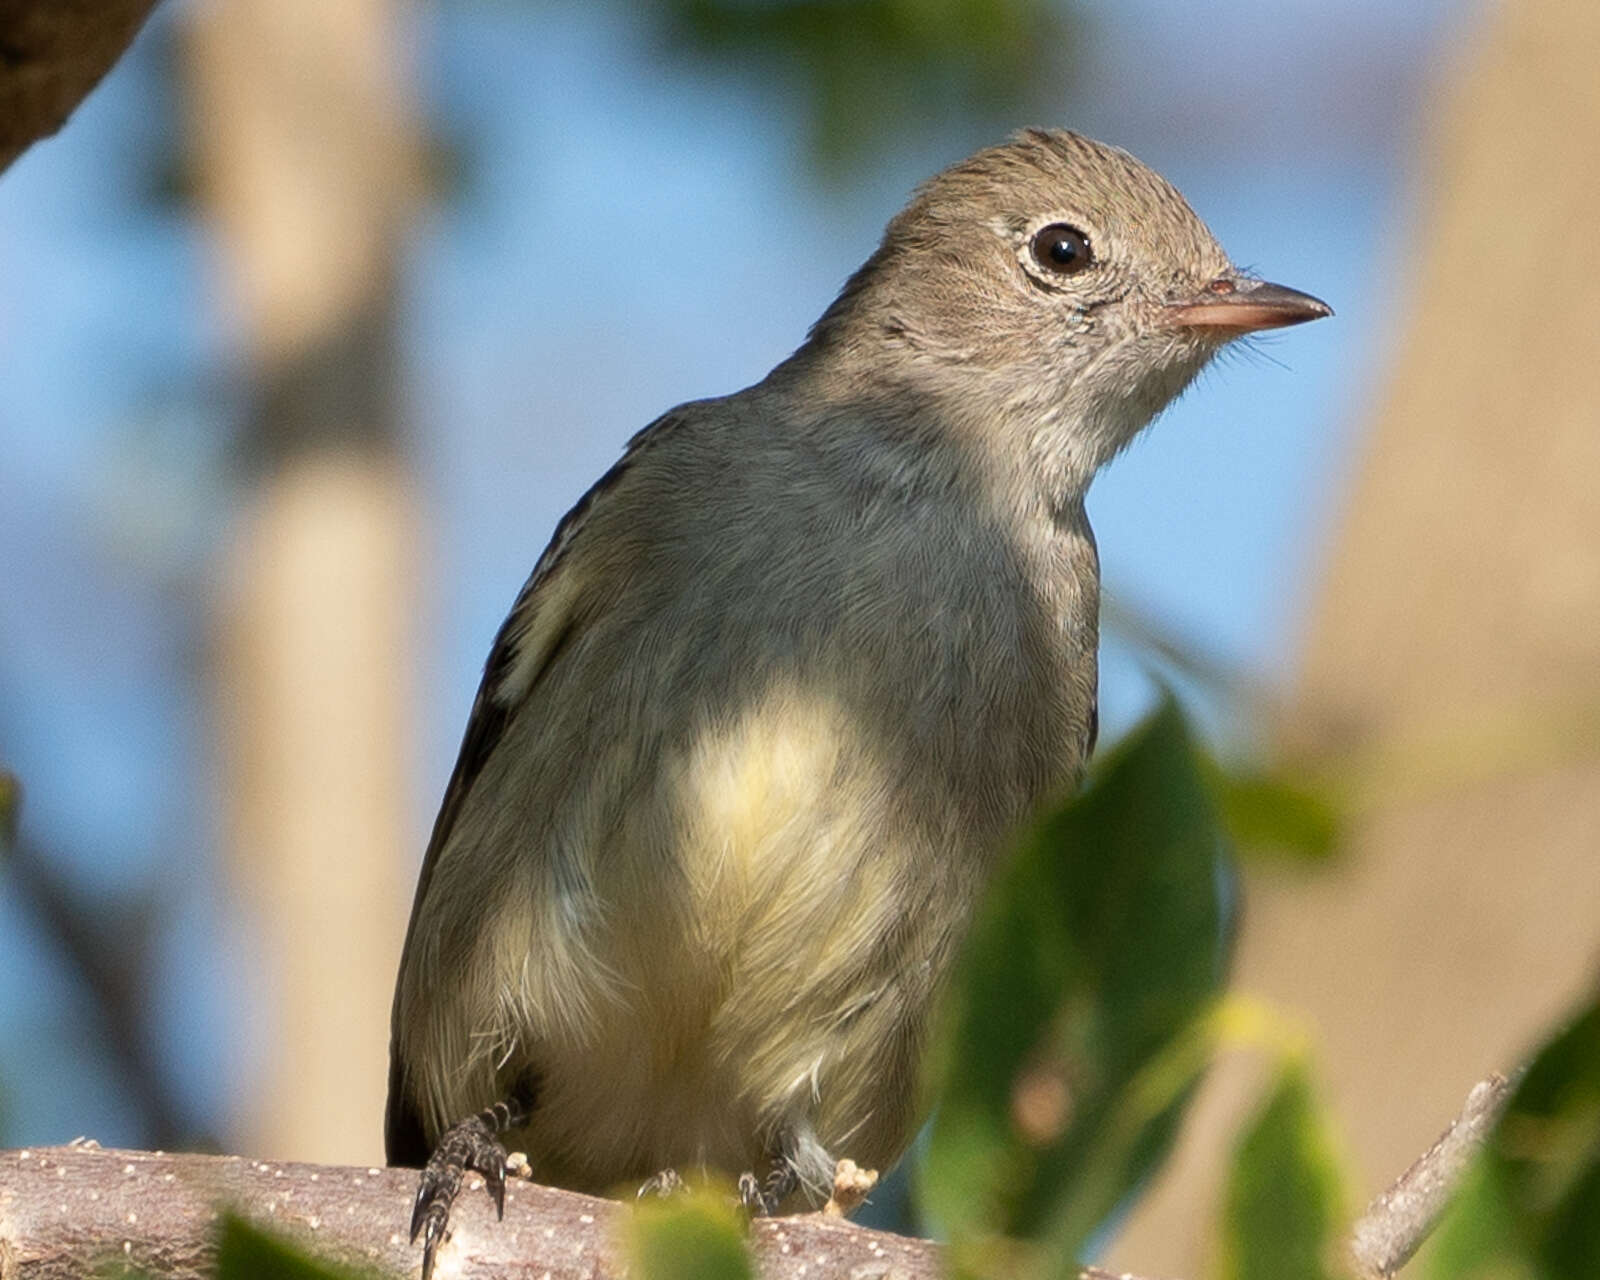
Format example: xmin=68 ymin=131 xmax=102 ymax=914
xmin=0 ymin=0 xmax=163 ymax=173
xmin=6 ymin=836 xmax=215 ymax=1151
xmin=1101 ymin=590 xmax=1278 ymax=717
xmin=0 ymin=768 xmax=19 ymax=850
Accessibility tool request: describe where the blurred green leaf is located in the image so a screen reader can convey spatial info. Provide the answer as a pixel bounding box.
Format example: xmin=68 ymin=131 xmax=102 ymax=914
xmin=921 ymin=698 xmax=1234 ymax=1278
xmin=1204 ymin=757 xmax=1341 ymax=865
xmin=624 ymin=1187 xmax=754 ymax=1280
xmin=0 ymin=769 xmax=19 ymax=853
xmin=1430 ymin=986 xmax=1600 ymax=1280
xmin=658 ymin=0 xmax=1071 ymax=170
xmin=1217 ymin=1056 xmax=1349 ymax=1280
xmin=215 ymin=1214 xmax=367 ymax=1280
xmin=1427 ymin=1158 xmax=1538 ymax=1280
xmin=1499 ymin=998 xmax=1600 ymax=1273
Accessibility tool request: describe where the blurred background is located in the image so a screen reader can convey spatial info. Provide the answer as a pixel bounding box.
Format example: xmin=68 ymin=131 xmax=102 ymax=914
xmin=2 ymin=0 xmax=1598 ymax=1274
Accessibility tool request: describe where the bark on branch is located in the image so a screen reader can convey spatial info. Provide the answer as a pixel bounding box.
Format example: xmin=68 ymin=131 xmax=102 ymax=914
xmin=1348 ymin=1072 xmax=1514 ymax=1279
xmin=3 ymin=1145 xmax=943 ymax=1280
xmin=0 ymin=1074 xmax=1511 ymax=1279
xmin=0 ymin=0 xmax=163 ymax=174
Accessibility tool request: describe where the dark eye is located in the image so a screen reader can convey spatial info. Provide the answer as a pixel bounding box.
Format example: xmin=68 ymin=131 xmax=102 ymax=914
xmin=1030 ymin=223 xmax=1093 ymax=275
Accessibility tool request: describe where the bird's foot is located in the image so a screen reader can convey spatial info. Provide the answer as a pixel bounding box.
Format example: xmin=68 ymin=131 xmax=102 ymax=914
xmin=636 ymin=1167 xmax=687 ymax=1199
xmin=410 ymin=1094 xmax=531 ymax=1280
xmin=737 ymin=1155 xmax=800 ymax=1216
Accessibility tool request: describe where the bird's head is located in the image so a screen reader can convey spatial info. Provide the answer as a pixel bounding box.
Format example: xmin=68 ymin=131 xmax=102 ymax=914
xmin=803 ymin=129 xmax=1330 ymax=489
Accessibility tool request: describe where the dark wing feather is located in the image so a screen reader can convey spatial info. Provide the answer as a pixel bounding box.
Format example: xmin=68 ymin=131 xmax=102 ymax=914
xmin=384 ymin=412 xmax=684 ymax=1165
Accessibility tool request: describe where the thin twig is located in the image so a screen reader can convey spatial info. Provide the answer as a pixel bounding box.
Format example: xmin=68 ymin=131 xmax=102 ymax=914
xmin=1347 ymin=1072 xmax=1516 ymax=1278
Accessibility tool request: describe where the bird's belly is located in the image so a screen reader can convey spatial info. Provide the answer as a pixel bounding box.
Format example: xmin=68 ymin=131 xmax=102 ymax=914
xmin=451 ymin=648 xmax=1082 ymax=1195
xmin=506 ymin=678 xmax=995 ymax=1193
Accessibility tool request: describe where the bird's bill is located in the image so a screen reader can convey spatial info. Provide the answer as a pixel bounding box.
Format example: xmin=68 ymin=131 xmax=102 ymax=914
xmin=1163 ymin=278 xmax=1332 ymax=333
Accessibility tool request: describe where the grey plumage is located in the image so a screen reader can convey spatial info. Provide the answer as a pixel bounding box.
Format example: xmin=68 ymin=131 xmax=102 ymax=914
xmin=386 ymin=128 xmax=1328 ymax=1212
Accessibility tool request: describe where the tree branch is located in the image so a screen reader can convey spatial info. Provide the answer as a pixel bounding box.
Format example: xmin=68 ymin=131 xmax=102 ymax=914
xmin=0 ymin=0 xmax=163 ymax=173
xmin=1347 ymin=1072 xmax=1515 ymax=1279
xmin=0 ymin=1074 xmax=1511 ymax=1279
xmin=0 ymin=1143 xmax=946 ymax=1280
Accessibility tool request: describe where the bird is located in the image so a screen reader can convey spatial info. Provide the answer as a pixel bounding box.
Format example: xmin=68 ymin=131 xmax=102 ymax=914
xmin=385 ymin=127 xmax=1329 ymax=1277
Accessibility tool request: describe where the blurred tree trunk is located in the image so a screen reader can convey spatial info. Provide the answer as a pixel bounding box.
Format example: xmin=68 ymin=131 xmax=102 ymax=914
xmin=1114 ymin=0 xmax=1600 ymax=1272
xmin=187 ymin=0 xmax=419 ymax=1165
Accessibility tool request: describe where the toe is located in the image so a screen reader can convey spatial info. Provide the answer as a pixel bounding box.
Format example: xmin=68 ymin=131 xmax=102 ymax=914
xmin=737 ymin=1170 xmax=774 ymax=1216
xmin=409 ymin=1178 xmax=435 ymax=1244
xmin=484 ymin=1162 xmax=506 ymax=1220
xmin=419 ymin=1209 xmax=445 ymax=1280
xmin=637 ymin=1168 xmax=684 ymax=1199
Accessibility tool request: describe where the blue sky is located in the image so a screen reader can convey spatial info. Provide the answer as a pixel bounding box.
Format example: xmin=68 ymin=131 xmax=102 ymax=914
xmin=0 ymin=0 xmax=1475 ymax=1146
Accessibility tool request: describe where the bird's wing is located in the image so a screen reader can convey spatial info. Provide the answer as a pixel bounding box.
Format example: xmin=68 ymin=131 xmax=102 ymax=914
xmin=385 ymin=410 xmax=686 ymax=1165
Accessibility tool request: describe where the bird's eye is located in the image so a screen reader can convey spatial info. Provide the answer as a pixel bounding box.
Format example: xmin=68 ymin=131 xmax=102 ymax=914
xmin=1030 ymin=223 xmax=1093 ymax=275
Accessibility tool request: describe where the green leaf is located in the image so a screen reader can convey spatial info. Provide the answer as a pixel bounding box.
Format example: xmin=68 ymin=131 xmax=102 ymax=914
xmin=921 ymin=697 xmax=1234 ymax=1277
xmin=215 ymin=1214 xmax=367 ymax=1280
xmin=1430 ymin=985 xmax=1600 ymax=1280
xmin=1205 ymin=758 xmax=1340 ymax=865
xmin=1426 ymin=1158 xmax=1538 ymax=1280
xmin=625 ymin=1188 xmax=754 ymax=1280
xmin=1498 ymin=997 xmax=1600 ymax=1273
xmin=1217 ymin=1057 xmax=1349 ymax=1280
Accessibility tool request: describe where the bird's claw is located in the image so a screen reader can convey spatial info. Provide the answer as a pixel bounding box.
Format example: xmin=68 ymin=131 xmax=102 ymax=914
xmin=409 ymin=1113 xmax=511 ymax=1280
xmin=637 ymin=1167 xmax=686 ymax=1199
xmin=737 ymin=1170 xmax=770 ymax=1215
xmin=737 ymin=1157 xmax=799 ymax=1217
